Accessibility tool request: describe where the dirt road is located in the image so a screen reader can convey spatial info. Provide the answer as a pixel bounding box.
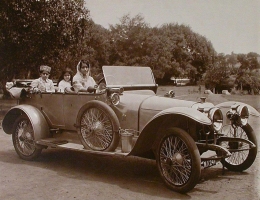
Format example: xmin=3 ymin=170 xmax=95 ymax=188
xmin=0 ymin=115 xmax=259 ymax=200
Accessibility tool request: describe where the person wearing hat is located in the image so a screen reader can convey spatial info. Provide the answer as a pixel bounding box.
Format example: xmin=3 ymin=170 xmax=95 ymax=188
xmin=72 ymin=60 xmax=96 ymax=93
xmin=30 ymin=65 xmax=55 ymax=92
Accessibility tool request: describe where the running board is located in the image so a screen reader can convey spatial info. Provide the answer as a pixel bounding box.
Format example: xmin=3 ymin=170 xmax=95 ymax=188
xmin=36 ymin=139 xmax=128 ymax=156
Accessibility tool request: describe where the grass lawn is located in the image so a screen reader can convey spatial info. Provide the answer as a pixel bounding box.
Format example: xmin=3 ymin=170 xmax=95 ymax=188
xmin=158 ymin=85 xmax=260 ymax=112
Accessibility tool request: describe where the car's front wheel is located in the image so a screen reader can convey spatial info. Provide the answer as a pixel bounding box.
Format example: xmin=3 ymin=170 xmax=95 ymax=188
xmin=156 ymin=127 xmax=201 ymax=193
xmin=77 ymin=101 xmax=120 ymax=151
xmin=12 ymin=115 xmax=42 ymax=160
xmin=218 ymin=124 xmax=257 ymax=171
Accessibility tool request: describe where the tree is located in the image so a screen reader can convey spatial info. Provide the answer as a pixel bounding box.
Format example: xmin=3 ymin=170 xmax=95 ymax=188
xmin=148 ymin=23 xmax=215 ymax=84
xmin=84 ymin=21 xmax=112 ymax=78
xmin=109 ymin=16 xmax=216 ymax=84
xmin=109 ymin=14 xmax=151 ymax=66
xmin=236 ymin=70 xmax=260 ymax=94
xmin=246 ymin=52 xmax=260 ymax=70
xmin=204 ymin=53 xmax=234 ymax=93
xmin=236 ymin=52 xmax=260 ymax=93
xmin=0 ymin=0 xmax=91 ymax=83
xmin=226 ymin=52 xmax=238 ymax=67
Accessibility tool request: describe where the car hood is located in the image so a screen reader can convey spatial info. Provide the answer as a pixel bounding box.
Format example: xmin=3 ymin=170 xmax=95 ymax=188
xmin=140 ymin=95 xmax=213 ymax=111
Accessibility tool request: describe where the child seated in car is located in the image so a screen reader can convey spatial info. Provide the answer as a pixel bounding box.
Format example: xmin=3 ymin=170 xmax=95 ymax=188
xmin=30 ymin=65 xmax=55 ymax=92
xmin=57 ymin=68 xmax=73 ymax=92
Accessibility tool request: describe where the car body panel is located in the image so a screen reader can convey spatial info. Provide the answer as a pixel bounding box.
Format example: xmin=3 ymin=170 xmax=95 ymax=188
xmin=140 ymin=95 xmax=195 ymax=111
xmin=114 ymin=93 xmax=213 ymax=132
xmin=144 ymin=96 xmax=213 ymax=131
xmin=21 ymin=93 xmax=65 ymax=127
xmin=111 ymin=92 xmax=153 ymax=131
xmin=62 ymin=93 xmax=107 ymax=130
xmin=146 ymin=107 xmax=212 ymax=125
xmin=19 ymin=92 xmax=107 ymax=130
xmin=2 ymin=105 xmax=50 ymax=141
xmin=129 ymin=106 xmax=212 ymax=157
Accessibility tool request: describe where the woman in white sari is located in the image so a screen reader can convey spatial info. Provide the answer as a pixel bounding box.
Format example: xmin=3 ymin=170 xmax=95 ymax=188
xmin=72 ymin=60 xmax=96 ymax=93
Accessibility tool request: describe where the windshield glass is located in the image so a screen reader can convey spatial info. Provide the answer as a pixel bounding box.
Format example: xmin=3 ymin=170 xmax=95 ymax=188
xmin=102 ymin=66 xmax=156 ymax=86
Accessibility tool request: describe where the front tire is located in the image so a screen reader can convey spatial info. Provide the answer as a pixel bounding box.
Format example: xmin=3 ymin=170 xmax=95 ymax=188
xmin=12 ymin=115 xmax=42 ymax=160
xmin=219 ymin=124 xmax=257 ymax=171
xmin=156 ymin=127 xmax=201 ymax=193
xmin=77 ymin=101 xmax=120 ymax=151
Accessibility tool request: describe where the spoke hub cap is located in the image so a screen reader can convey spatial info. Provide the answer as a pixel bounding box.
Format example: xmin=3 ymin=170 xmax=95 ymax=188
xmin=90 ymin=121 xmax=103 ymax=133
xmin=172 ymin=153 xmax=184 ymax=165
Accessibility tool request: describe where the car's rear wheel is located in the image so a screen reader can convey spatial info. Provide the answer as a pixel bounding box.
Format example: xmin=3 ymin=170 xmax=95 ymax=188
xmin=77 ymin=101 xmax=120 ymax=151
xmin=12 ymin=115 xmax=42 ymax=160
xmin=218 ymin=124 xmax=257 ymax=171
xmin=156 ymin=127 xmax=201 ymax=193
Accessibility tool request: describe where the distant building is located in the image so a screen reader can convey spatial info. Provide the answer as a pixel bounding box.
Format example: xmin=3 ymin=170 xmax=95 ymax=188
xmin=170 ymin=77 xmax=190 ymax=86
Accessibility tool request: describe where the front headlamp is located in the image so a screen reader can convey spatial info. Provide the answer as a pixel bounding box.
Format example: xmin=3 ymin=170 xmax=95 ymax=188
xmin=110 ymin=93 xmax=120 ymax=106
xmin=227 ymin=104 xmax=249 ymax=126
xmin=107 ymin=87 xmax=123 ymax=106
xmin=237 ymin=105 xmax=249 ymax=126
xmin=208 ymin=108 xmax=223 ymax=131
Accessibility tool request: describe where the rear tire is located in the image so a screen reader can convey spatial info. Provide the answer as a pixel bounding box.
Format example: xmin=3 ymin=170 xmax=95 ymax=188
xmin=12 ymin=115 xmax=42 ymax=160
xmin=156 ymin=127 xmax=201 ymax=193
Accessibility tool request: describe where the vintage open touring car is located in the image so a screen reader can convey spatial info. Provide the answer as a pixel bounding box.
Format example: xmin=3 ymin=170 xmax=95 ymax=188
xmin=2 ymin=66 xmax=258 ymax=193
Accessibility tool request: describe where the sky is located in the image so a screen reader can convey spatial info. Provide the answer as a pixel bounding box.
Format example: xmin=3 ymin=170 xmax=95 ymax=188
xmin=84 ymin=0 xmax=260 ymax=55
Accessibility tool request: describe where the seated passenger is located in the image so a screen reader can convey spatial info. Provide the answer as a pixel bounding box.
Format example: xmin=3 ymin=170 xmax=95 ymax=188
xmin=30 ymin=65 xmax=55 ymax=92
xmin=72 ymin=60 xmax=96 ymax=93
xmin=57 ymin=68 xmax=73 ymax=92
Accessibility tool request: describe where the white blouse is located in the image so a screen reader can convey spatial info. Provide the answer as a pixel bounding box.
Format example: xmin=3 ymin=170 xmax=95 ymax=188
xmin=58 ymin=80 xmax=72 ymax=92
xmin=30 ymin=78 xmax=55 ymax=92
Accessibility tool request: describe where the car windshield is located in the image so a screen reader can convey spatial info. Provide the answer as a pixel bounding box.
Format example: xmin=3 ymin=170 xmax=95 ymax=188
xmin=102 ymin=66 xmax=156 ymax=87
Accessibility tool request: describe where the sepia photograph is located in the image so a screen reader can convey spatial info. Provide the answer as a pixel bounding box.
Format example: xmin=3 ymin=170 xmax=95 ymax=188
xmin=0 ymin=0 xmax=259 ymax=199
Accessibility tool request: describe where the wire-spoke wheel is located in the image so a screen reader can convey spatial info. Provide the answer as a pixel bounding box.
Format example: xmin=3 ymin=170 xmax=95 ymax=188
xmin=219 ymin=124 xmax=257 ymax=171
xmin=156 ymin=127 xmax=201 ymax=193
xmin=78 ymin=101 xmax=120 ymax=151
xmin=12 ymin=115 xmax=42 ymax=160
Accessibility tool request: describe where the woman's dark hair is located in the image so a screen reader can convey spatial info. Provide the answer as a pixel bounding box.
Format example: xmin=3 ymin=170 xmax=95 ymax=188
xmin=79 ymin=60 xmax=90 ymax=69
xmin=58 ymin=67 xmax=73 ymax=85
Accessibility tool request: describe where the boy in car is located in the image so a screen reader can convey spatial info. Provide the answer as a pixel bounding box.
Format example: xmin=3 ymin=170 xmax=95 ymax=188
xmin=30 ymin=65 xmax=55 ymax=92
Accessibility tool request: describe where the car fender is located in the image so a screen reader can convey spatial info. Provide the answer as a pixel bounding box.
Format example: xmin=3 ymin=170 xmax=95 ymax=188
xmin=2 ymin=105 xmax=50 ymax=140
xmin=129 ymin=107 xmax=211 ymax=157
xmin=151 ymin=107 xmax=212 ymax=125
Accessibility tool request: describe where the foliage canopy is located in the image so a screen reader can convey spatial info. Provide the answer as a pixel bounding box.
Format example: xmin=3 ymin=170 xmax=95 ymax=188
xmin=0 ymin=3 xmax=259 ymax=94
xmin=0 ymin=0 xmax=90 ymax=82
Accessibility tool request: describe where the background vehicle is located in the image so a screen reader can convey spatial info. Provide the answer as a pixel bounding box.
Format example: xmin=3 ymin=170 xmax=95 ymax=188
xmin=2 ymin=66 xmax=258 ymax=193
